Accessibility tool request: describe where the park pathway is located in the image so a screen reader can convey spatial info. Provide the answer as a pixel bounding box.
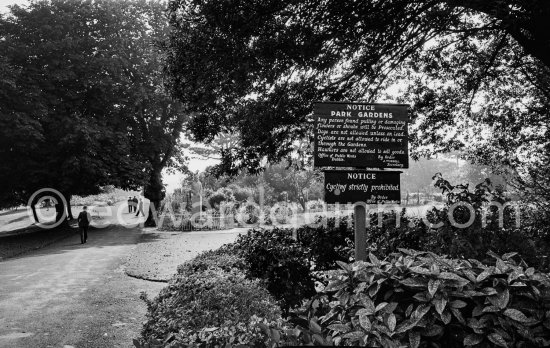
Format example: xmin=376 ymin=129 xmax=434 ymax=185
xmin=0 ymin=224 xmax=164 ymax=348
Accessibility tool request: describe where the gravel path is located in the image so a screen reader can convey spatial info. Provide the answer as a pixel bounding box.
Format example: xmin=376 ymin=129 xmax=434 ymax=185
xmin=124 ymin=229 xmax=248 ymax=282
xmin=0 ymin=216 xmax=250 ymax=348
xmin=0 ymin=224 xmax=164 ymax=348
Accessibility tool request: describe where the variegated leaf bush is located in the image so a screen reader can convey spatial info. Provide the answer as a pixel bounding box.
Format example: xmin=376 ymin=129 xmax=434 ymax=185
xmin=276 ymin=249 xmax=550 ymax=348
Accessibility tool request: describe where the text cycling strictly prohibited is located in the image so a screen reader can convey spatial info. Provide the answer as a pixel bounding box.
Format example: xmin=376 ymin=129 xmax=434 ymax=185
xmin=324 ymin=170 xmax=401 ymax=204
xmin=313 ymin=102 xmax=409 ymax=169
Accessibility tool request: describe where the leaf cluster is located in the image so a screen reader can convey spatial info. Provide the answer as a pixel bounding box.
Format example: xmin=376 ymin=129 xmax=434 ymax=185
xmin=138 ymin=249 xmax=281 ymax=347
xmin=278 ymin=250 xmax=550 ymax=347
xmin=230 ymin=228 xmax=317 ymax=314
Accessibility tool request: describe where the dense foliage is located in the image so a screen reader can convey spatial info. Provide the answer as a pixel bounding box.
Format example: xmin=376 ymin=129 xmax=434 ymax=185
xmin=229 ymin=228 xmax=316 ymax=314
xmin=174 ymin=248 xmax=247 ymax=275
xmin=164 ymin=0 xmax=550 ymax=208
xmin=304 ymin=176 xmax=550 ymax=271
xmin=222 ymin=177 xmax=550 ymax=318
xmin=0 ymin=0 xmax=187 ymax=224
xmin=139 ymin=175 xmax=550 ymax=347
xmin=138 ymin=251 xmax=281 ymax=348
xmin=422 ymin=175 xmax=550 ymax=269
xmin=138 ymin=247 xmax=550 ymax=347
xmin=295 ymin=217 xmax=354 ymax=270
xmin=279 ymin=250 xmax=550 ymax=347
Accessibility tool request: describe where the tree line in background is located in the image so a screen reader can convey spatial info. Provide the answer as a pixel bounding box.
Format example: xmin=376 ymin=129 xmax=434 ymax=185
xmin=163 ymin=156 xmax=498 ymax=214
xmin=0 ymin=0 xmax=187 ymax=225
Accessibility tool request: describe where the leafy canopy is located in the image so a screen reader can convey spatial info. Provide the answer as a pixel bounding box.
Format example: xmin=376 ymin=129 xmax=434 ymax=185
xmin=0 ymin=0 xmax=187 ymax=210
xmin=164 ymin=0 xmax=550 ymax=206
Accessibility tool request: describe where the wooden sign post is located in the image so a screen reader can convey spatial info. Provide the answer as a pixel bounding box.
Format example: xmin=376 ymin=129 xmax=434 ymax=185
xmin=325 ymin=169 xmax=402 ymax=261
xmin=354 ymin=204 xmax=367 ymax=262
xmin=312 ymin=102 xmax=409 ymax=261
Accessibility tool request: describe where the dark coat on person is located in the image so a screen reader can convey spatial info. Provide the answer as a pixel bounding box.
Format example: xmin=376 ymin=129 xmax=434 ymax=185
xmin=78 ymin=211 xmax=91 ymax=227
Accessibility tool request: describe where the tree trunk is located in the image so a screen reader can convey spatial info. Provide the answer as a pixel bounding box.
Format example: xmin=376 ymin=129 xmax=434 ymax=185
xmin=144 ymin=167 xmax=165 ymax=227
xmin=53 ymin=190 xmax=68 ymax=226
xmin=55 ymin=201 xmax=64 ymax=224
xmin=64 ymin=193 xmax=74 ymax=220
xmin=31 ymin=204 xmax=39 ymax=223
xmin=57 ymin=202 xmax=67 ymax=225
xmin=299 ymin=197 xmax=306 ymax=211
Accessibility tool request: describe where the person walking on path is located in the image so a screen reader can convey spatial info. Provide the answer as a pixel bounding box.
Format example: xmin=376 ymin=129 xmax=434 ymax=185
xmin=128 ymin=196 xmax=134 ymax=213
xmin=78 ymin=206 xmax=91 ymax=244
xmin=135 ymin=197 xmax=145 ymax=217
xmin=132 ymin=196 xmax=138 ymax=213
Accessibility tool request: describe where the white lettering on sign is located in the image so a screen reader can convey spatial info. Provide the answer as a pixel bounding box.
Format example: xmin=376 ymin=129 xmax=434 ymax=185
xmin=330 ymin=111 xmax=352 ymax=117
xmin=347 ymin=172 xmax=377 ymax=180
xmin=347 ymin=104 xmax=375 ymax=111
xmin=326 ymin=183 xmax=347 ymax=193
xmin=357 ymin=112 xmax=393 ymax=118
xmin=313 ymin=102 xmax=409 ymax=169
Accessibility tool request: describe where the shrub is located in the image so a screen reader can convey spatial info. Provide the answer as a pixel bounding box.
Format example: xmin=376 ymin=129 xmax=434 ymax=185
xmin=236 ymin=203 xmax=263 ymax=225
xmin=312 ymin=176 xmax=550 ymax=271
xmin=228 ymin=214 xmax=428 ymax=314
xmin=423 ymin=175 xmax=550 ymax=270
xmin=228 ymin=184 xmax=254 ymax=203
xmin=306 ymin=199 xmax=325 ymax=212
xmin=515 ymin=206 xmax=550 ymax=270
xmin=261 ymin=206 xmax=273 ymax=225
xmin=175 ymin=249 xmax=247 ymax=275
xmin=207 ymin=189 xmax=234 ymax=209
xmin=157 ymin=213 xmax=184 ymax=231
xmin=230 ymin=228 xmax=316 ymax=313
xmin=280 ymin=250 xmax=550 ymax=347
xmin=296 ymin=215 xmax=354 ymax=270
xmin=225 ymin=219 xmax=357 ymax=314
xmin=268 ymin=204 xmax=295 ymax=225
xmin=360 ymin=210 xmax=431 ymax=259
xmin=170 ymin=200 xmax=181 ymax=212
xmin=295 ymin=212 xmax=430 ymax=265
xmin=139 ymin=267 xmax=281 ymax=347
xmin=137 ymin=316 xmax=281 ymax=348
xmin=228 ymin=188 xmax=550 ymax=319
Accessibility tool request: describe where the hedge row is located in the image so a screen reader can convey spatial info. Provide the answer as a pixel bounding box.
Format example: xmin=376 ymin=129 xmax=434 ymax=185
xmin=137 ymin=247 xmax=550 ymax=347
xmin=135 ymin=250 xmax=282 ymax=348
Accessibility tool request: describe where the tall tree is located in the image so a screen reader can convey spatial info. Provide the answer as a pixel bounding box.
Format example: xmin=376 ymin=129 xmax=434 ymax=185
xmin=119 ymin=2 xmax=189 ymax=226
xmin=164 ymin=0 xmax=550 ymax=207
xmin=0 ymin=0 xmax=187 ymax=224
xmin=1 ymin=0 xmax=147 ymax=219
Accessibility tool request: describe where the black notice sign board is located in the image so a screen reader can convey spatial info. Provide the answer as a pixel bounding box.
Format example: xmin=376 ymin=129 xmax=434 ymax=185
xmin=324 ymin=170 xmax=401 ymax=204
xmin=313 ymin=102 xmax=409 ymax=169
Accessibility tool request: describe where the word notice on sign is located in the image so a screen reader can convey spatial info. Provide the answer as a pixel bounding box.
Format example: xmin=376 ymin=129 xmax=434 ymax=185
xmin=313 ymin=102 xmax=409 ymax=169
xmin=324 ymin=170 xmax=401 ymax=204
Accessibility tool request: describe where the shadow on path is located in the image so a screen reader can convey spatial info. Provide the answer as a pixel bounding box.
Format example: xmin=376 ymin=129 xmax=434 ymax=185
xmin=3 ymin=224 xmax=161 ymax=262
xmin=0 ymin=223 xmax=164 ymax=348
xmin=0 ymin=224 xmax=76 ymax=260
